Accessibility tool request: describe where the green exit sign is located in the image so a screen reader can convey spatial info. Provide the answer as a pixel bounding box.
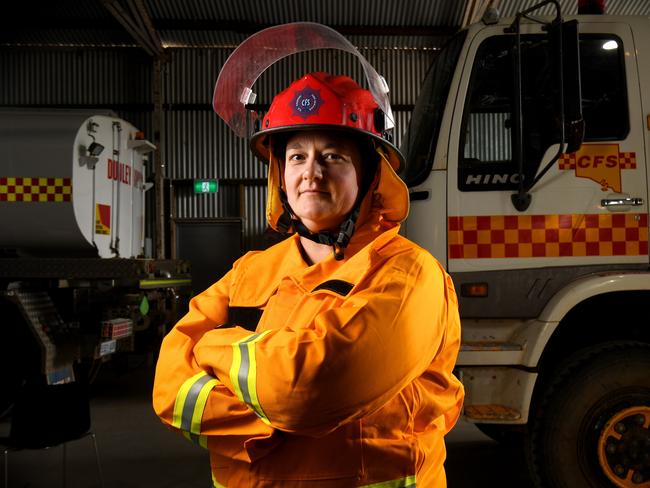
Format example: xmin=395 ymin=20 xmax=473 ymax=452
xmin=194 ymin=179 xmax=218 ymax=194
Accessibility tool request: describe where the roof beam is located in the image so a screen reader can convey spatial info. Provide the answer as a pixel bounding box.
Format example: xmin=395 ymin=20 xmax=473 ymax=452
xmin=132 ymin=0 xmax=164 ymax=53
xmin=102 ymin=0 xmax=164 ymax=56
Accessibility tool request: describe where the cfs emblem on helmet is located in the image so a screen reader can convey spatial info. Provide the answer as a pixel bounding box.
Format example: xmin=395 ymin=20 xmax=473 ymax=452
xmin=291 ymin=87 xmax=323 ymax=119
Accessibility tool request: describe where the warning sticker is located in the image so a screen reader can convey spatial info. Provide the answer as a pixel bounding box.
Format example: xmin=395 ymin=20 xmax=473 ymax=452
xmin=95 ymin=204 xmax=111 ymax=235
xmin=559 ymin=144 xmax=636 ymax=192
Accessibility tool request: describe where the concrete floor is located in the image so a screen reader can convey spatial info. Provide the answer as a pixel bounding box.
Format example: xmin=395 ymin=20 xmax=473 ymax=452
xmin=1 ymin=356 xmax=532 ymax=488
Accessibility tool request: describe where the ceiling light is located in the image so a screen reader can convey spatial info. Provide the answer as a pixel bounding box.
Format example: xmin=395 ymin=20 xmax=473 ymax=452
xmin=602 ymin=40 xmax=618 ymax=50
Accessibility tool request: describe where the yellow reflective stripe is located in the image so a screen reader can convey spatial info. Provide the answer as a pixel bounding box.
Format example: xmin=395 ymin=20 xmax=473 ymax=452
xmin=172 ymin=371 xmax=218 ymax=450
xmin=229 ymin=337 xmax=244 ymax=401
xmin=190 ymin=376 xmax=218 ymax=435
xmin=245 ymin=335 xmax=264 ymax=422
xmin=197 ymin=433 xmax=208 ymax=449
xmin=230 ymin=330 xmax=273 ymax=425
xmin=361 ymin=475 xmax=417 ymax=488
xmin=211 ymin=471 xmax=226 ymax=488
xmin=182 ymin=431 xmax=208 ymax=449
xmin=173 ymin=371 xmax=206 ymax=429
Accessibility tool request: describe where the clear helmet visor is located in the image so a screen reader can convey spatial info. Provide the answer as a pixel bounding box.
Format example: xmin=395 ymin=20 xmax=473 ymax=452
xmin=213 ymin=22 xmax=395 ymax=137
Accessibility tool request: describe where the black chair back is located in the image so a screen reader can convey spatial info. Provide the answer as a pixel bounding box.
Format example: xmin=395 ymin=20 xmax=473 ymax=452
xmin=9 ymin=380 xmax=90 ymax=449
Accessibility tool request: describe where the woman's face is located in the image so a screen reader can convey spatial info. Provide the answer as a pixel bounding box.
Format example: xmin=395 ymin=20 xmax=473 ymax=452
xmin=284 ymin=131 xmax=362 ymax=233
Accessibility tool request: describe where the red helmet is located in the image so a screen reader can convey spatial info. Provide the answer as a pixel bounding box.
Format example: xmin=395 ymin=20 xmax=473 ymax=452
xmin=250 ymin=72 xmax=404 ymax=173
xmin=212 ymin=24 xmax=410 ymax=256
xmin=250 ymin=72 xmax=409 ymax=236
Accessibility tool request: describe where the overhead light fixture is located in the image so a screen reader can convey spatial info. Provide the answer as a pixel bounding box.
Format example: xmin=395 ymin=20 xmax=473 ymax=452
xmin=88 ymin=142 xmax=105 ymax=157
xmin=602 ymin=40 xmax=618 ymax=50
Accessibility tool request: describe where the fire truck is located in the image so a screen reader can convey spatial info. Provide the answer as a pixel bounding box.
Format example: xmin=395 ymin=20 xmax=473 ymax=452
xmin=401 ymin=1 xmax=650 ymax=486
xmin=0 ymin=109 xmax=190 ymax=415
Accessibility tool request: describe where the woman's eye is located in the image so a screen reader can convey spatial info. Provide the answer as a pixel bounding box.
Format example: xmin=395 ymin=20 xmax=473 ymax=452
xmin=287 ymin=153 xmax=304 ymax=162
xmin=323 ymin=153 xmax=343 ymax=161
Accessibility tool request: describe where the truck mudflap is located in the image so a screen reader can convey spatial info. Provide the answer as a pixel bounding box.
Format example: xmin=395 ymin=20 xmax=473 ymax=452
xmin=5 ymin=289 xmax=77 ymax=384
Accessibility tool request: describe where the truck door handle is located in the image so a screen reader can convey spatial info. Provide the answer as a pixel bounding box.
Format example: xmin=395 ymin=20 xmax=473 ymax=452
xmin=601 ymin=197 xmax=644 ymax=207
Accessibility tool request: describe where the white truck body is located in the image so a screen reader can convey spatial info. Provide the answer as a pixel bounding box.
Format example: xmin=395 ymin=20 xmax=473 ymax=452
xmin=402 ymin=7 xmax=650 ymax=486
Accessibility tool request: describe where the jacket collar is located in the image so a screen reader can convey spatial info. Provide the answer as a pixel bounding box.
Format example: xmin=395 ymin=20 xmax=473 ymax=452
xmin=290 ymin=212 xmax=401 ymax=294
xmin=232 ymin=211 xmax=400 ymax=306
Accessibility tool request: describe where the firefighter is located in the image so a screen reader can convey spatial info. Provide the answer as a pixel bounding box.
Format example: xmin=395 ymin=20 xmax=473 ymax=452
xmin=153 ymin=70 xmax=464 ymax=487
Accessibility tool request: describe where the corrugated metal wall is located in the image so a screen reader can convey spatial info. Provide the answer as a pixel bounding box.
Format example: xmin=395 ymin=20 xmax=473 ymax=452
xmin=1 ymin=49 xmax=151 ymax=107
xmin=464 ymin=113 xmax=512 ymax=162
xmin=149 ymin=0 xmax=465 ymax=29
xmin=1 ymin=44 xmax=434 ymax=252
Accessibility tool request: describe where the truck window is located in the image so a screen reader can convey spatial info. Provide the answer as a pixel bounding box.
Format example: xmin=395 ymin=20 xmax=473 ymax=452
xmin=580 ymin=35 xmax=628 ymax=141
xmin=459 ymin=33 xmax=628 ymax=192
xmin=400 ymin=31 xmax=467 ymax=187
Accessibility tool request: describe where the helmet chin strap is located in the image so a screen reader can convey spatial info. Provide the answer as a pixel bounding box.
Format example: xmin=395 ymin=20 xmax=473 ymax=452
xmin=277 ymin=188 xmax=360 ymax=261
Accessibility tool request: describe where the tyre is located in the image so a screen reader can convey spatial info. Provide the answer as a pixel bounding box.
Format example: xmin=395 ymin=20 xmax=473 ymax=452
xmin=526 ymin=342 xmax=650 ymax=487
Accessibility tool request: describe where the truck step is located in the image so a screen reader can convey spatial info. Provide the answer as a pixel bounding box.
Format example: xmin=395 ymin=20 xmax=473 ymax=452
xmin=464 ymin=404 xmax=522 ymax=421
xmin=7 ymin=290 xmax=75 ymax=384
xmin=460 ymin=342 xmax=522 ymax=352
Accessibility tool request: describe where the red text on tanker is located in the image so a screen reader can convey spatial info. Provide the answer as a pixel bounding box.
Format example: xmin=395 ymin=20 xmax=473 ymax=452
xmin=107 ymin=159 xmax=143 ymax=187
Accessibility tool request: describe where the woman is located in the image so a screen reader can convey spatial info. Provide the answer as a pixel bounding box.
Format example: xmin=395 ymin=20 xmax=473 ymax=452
xmin=153 ymin=69 xmax=463 ymax=487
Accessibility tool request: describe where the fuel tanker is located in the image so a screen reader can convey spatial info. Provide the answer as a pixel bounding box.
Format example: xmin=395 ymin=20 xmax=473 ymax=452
xmin=0 ymin=109 xmax=190 ymax=413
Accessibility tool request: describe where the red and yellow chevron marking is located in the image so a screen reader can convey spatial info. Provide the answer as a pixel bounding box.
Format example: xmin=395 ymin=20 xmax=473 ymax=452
xmin=0 ymin=177 xmax=72 ymax=202
xmin=449 ymin=213 xmax=648 ymax=259
xmin=559 ymin=151 xmax=636 ymax=170
xmin=618 ymin=152 xmax=637 ymax=169
xmin=558 ymin=144 xmax=636 ymax=192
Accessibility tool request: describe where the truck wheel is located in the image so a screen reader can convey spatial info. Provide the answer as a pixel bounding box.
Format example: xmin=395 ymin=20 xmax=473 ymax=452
xmin=527 ymin=342 xmax=650 ymax=488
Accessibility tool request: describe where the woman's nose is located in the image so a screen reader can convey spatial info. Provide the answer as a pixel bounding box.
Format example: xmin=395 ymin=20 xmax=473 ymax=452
xmin=302 ymin=157 xmax=323 ymax=180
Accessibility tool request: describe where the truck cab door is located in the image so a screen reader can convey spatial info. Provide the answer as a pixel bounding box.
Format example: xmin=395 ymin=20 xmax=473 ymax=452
xmin=447 ymin=21 xmax=648 ymax=280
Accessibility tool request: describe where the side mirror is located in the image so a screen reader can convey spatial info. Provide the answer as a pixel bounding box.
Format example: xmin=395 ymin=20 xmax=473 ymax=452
xmin=508 ymin=2 xmax=584 ymax=211
xmin=550 ymin=19 xmax=584 ymax=153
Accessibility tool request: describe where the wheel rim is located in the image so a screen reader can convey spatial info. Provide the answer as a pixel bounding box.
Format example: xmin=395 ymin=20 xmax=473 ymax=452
xmin=597 ymin=405 xmax=650 ymax=487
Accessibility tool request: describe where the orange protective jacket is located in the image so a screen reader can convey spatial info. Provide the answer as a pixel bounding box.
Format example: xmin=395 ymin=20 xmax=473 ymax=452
xmin=153 ymin=213 xmax=464 ymax=487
